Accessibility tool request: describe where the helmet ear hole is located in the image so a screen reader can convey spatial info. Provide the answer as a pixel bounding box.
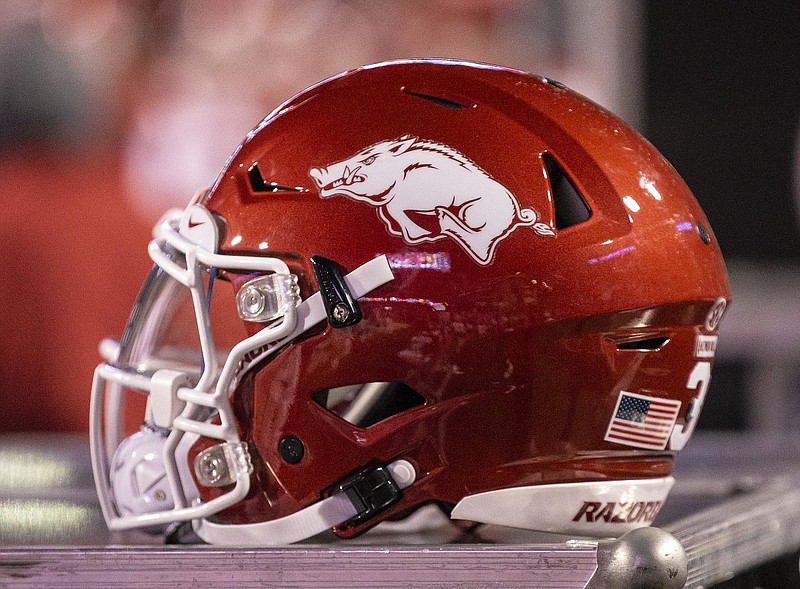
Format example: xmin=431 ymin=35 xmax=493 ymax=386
xmin=312 ymin=382 xmax=426 ymax=428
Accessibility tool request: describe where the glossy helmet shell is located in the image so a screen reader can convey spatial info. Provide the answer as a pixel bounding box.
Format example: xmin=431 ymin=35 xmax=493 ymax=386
xmin=194 ymin=59 xmax=730 ymax=537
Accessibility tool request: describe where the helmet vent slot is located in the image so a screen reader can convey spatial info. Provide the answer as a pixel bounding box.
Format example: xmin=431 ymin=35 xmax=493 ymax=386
xmin=543 ymin=153 xmax=591 ymax=229
xmin=402 ymin=89 xmax=468 ymax=109
xmin=544 ymin=77 xmax=567 ymax=89
xmin=248 ymin=163 xmax=304 ymax=193
xmin=312 ymin=382 xmax=425 ymax=428
xmin=616 ymin=336 xmax=669 ymax=351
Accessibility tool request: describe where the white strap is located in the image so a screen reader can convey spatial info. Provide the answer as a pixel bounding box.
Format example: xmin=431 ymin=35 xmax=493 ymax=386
xmin=193 ymin=460 xmax=416 ymax=545
xmin=193 ymin=493 xmax=357 ymax=545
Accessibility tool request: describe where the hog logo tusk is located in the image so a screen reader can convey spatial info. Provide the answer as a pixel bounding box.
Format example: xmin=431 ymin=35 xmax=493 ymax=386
xmin=311 ymin=165 xmax=366 ymax=195
xmin=310 ymin=136 xmax=554 ymax=265
xmin=347 ymin=165 xmax=362 ymax=185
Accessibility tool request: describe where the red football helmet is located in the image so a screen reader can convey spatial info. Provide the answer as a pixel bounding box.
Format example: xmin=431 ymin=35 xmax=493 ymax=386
xmin=90 ymin=59 xmax=730 ymax=544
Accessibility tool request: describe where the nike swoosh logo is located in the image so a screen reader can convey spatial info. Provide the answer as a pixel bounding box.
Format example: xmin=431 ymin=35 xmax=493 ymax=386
xmin=188 ymin=219 xmax=205 ymax=229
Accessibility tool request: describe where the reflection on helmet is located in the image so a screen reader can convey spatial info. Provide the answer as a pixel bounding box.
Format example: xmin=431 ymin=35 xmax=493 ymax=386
xmin=90 ymin=59 xmax=730 ymax=545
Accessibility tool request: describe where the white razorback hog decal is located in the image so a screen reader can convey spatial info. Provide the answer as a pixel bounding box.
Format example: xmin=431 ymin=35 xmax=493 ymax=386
xmin=309 ymin=136 xmax=554 ymax=265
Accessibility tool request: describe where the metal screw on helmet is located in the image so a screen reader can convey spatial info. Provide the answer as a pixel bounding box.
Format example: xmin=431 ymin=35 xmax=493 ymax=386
xmin=241 ymin=285 xmax=266 ymax=316
xmin=279 ymin=436 xmax=305 ymax=464
xmin=332 ymin=303 xmax=350 ymax=323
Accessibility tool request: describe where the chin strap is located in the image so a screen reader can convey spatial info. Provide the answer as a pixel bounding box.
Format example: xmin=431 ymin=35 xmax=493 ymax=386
xmin=193 ymin=460 xmax=416 ymax=545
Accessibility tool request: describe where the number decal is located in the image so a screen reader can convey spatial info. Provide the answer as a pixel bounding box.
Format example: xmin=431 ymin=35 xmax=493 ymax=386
xmin=670 ymin=361 xmax=711 ymax=451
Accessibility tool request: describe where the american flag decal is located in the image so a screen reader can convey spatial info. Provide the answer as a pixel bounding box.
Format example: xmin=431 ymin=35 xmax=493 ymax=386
xmin=604 ymin=391 xmax=681 ymax=450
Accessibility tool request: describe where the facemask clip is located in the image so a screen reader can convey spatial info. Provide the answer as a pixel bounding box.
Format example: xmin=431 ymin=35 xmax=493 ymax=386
xmin=310 ymin=256 xmax=363 ymax=328
xmin=194 ymin=441 xmax=253 ymax=488
xmin=236 ymin=273 xmax=300 ymax=323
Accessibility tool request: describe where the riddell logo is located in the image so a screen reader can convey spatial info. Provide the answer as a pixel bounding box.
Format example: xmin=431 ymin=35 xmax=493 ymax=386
xmin=572 ymin=500 xmax=663 ymax=524
xmin=309 ymin=136 xmax=554 ymax=266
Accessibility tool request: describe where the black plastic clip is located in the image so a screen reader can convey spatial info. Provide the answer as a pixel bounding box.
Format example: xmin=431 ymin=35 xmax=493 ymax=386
xmin=333 ymin=462 xmax=402 ymax=526
xmin=310 ymin=256 xmax=362 ymax=328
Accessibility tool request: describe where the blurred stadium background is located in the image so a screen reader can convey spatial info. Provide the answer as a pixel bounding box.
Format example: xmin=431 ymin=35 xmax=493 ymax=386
xmin=0 ymin=0 xmax=798 ymax=433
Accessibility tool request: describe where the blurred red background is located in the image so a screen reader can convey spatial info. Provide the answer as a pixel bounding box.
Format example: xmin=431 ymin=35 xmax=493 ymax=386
xmin=0 ymin=0 xmax=644 ymax=432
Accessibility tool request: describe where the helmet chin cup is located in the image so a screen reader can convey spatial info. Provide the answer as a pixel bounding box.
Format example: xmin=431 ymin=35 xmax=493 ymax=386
xmin=110 ymin=425 xmax=200 ymax=532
